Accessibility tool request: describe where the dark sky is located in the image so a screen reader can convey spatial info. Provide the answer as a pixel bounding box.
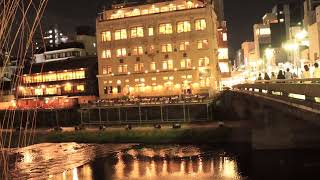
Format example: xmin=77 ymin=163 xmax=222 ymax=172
xmin=42 ymin=0 xmax=276 ymax=59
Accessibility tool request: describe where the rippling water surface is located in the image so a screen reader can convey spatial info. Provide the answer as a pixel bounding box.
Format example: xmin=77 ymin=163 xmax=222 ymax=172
xmin=8 ymin=143 xmax=320 ymax=179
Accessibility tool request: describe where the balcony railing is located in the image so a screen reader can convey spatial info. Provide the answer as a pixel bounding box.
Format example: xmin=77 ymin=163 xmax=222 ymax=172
xmin=232 ymin=78 xmax=320 ymax=103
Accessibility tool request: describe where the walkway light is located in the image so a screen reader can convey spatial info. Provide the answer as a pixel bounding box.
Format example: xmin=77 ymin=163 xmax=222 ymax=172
xmin=265 ymin=48 xmax=274 ymax=60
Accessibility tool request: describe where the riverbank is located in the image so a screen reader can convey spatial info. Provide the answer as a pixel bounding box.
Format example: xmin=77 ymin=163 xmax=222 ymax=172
xmin=41 ymin=126 xmax=231 ymax=144
xmin=2 ymin=122 xmax=250 ymax=147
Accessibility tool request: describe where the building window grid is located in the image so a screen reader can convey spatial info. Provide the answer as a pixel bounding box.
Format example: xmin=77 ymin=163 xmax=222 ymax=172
xmin=22 ymin=70 xmax=86 ymax=84
xmin=195 ymin=19 xmax=207 ymax=31
xmin=115 ymin=29 xmax=127 ymax=40
xmin=197 ymin=39 xmax=209 ymax=49
xmin=159 ymin=23 xmax=173 ymax=34
xmin=179 ymin=41 xmax=190 ymax=51
xmin=116 ymin=48 xmax=127 ymax=57
xmin=132 ymin=46 xmax=144 ymax=56
xmin=131 ymin=27 xmax=144 ymax=38
xmin=161 ymin=44 xmax=173 ymax=52
xmin=101 ymin=31 xmax=111 ymax=42
xmin=177 ymin=21 xmax=191 ymax=33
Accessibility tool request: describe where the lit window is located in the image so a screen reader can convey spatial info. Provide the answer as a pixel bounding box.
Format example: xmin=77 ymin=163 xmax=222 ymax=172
xmin=259 ymin=28 xmax=271 ymax=35
xmin=131 ymin=8 xmax=141 ymax=16
xmin=160 ymin=6 xmax=169 ymax=12
xmin=162 ymin=61 xmax=168 ymax=70
xmin=177 ymin=21 xmax=191 ymax=33
xmin=179 ymin=41 xmax=190 ymax=51
xmin=77 ymin=85 xmax=85 ymax=92
xmin=199 ymin=57 xmax=210 ymax=67
xmin=102 ymin=49 xmax=111 ymax=58
xmin=180 ymin=59 xmax=191 ymax=69
xmin=187 ymin=75 xmax=192 ymax=79
xmin=102 ymin=68 xmax=107 ymax=74
xmin=64 ymin=83 xmax=72 ymax=92
xmin=101 ymin=31 xmax=111 ymax=42
xmin=115 ymin=29 xmax=127 ymax=40
xmin=197 ymin=40 xmax=209 ymax=49
xmin=218 ymin=48 xmax=229 ymax=60
xmin=131 ymin=27 xmax=144 ymax=38
xmin=148 ymin=27 xmax=154 ymax=36
xmin=169 ymin=76 xmax=174 ymax=80
xmin=132 ymin=46 xmax=144 ymax=55
xmin=161 ymin=44 xmax=173 ymax=52
xmin=134 ymin=63 xmax=144 ymax=72
xmin=116 ymin=48 xmax=127 ymax=57
xmin=118 ymin=65 xmax=128 ymax=73
xmin=151 ymin=77 xmax=156 ymax=81
xmin=142 ymin=9 xmax=149 ymax=15
xmin=168 ymin=60 xmax=173 ymax=69
xmin=150 ymin=62 xmax=156 ymax=71
xmin=195 ymin=19 xmax=206 ymax=30
xmin=163 ymin=76 xmax=168 ymax=80
xmin=159 ymin=23 xmax=173 ymax=34
xmin=169 ymin=4 xmax=176 ymax=11
xmin=107 ymin=66 xmax=112 ymax=74
xmin=222 ymin=33 xmax=228 ymax=41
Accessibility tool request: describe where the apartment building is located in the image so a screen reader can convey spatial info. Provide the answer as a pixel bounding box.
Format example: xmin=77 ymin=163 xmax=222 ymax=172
xmin=96 ymin=0 xmax=222 ymax=99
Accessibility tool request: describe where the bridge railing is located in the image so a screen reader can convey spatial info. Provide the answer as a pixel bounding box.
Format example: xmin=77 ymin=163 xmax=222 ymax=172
xmin=232 ymin=78 xmax=320 ymax=103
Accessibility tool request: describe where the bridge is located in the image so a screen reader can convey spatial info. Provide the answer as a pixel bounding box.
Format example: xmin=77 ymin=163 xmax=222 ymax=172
xmin=216 ymin=78 xmax=320 ymax=149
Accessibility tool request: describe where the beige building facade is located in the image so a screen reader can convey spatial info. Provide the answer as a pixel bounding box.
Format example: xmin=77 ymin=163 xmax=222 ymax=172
xmin=96 ymin=0 xmax=221 ymax=99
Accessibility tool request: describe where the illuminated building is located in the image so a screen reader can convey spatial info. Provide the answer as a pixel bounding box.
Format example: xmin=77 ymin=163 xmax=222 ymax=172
xmin=17 ymin=56 xmax=98 ymax=109
xmin=216 ymin=21 xmax=230 ymax=77
xmin=44 ymin=25 xmax=69 ymax=48
xmin=96 ymin=0 xmax=223 ymax=99
xmin=308 ymin=5 xmax=320 ymax=62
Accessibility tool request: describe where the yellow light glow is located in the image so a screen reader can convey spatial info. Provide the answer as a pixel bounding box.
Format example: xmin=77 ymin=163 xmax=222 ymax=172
xmin=295 ymin=29 xmax=307 ymax=40
xmin=265 ymin=48 xmax=274 ymax=60
xmin=283 ymin=42 xmax=299 ymax=50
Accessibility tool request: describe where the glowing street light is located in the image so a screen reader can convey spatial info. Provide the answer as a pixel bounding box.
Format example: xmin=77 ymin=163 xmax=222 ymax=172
xmin=295 ymin=29 xmax=308 ymax=40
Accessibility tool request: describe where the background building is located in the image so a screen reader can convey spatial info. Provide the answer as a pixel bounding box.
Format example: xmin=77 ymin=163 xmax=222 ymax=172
xmin=17 ymin=56 xmax=98 ymax=109
xmin=96 ymin=0 xmax=223 ymax=99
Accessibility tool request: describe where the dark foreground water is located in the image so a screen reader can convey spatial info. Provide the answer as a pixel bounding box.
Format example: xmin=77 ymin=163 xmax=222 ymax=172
xmin=7 ymin=143 xmax=320 ymax=179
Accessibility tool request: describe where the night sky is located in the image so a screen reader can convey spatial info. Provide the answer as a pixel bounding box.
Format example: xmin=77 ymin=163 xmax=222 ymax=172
xmin=42 ymin=0 xmax=276 ymax=59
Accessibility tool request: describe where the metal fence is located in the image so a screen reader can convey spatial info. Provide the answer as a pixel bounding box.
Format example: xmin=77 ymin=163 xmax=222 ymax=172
xmin=80 ymin=102 xmax=213 ymax=125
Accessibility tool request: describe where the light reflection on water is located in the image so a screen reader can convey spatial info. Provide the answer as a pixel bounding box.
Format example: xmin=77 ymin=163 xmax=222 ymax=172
xmin=49 ymin=146 xmax=243 ymax=180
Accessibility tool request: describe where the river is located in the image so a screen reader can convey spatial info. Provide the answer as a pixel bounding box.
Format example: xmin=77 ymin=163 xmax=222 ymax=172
xmin=5 ymin=143 xmax=320 ymax=179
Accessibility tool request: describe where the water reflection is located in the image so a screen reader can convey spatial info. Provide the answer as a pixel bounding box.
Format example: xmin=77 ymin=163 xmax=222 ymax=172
xmin=50 ymin=145 xmax=243 ymax=180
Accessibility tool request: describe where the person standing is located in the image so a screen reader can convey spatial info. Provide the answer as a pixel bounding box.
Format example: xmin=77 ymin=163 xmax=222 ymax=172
xmin=271 ymin=72 xmax=277 ymax=80
xmin=257 ymin=73 xmax=262 ymax=81
xmin=264 ymin=72 xmax=270 ymax=80
xmin=285 ymin=68 xmax=293 ymax=79
xmin=277 ymin=70 xmax=285 ymax=80
xmin=314 ymin=63 xmax=320 ymax=78
xmin=302 ymin=65 xmax=311 ymax=79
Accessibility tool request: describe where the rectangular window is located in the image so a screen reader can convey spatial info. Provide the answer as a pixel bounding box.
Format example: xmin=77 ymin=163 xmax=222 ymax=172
xmin=134 ymin=63 xmax=144 ymax=72
xmin=159 ymin=23 xmax=173 ymax=34
xmin=76 ymin=84 xmax=85 ymax=92
xmin=115 ymin=29 xmax=127 ymax=40
xmin=118 ymin=65 xmax=128 ymax=73
xmin=116 ymin=48 xmax=127 ymax=57
xmin=181 ymin=59 xmax=191 ymax=69
xmin=107 ymin=66 xmax=112 ymax=74
xmin=177 ymin=21 xmax=191 ymax=33
xmin=161 ymin=44 xmax=173 ymax=52
xmin=151 ymin=77 xmax=156 ymax=81
xmin=168 ymin=60 xmax=173 ymax=70
xmin=162 ymin=61 xmax=168 ymax=70
xmin=131 ymin=27 xmax=144 ymax=38
xmin=195 ymin=19 xmax=207 ymax=30
xmin=150 ymin=62 xmax=156 ymax=71
xmin=198 ymin=57 xmax=210 ymax=67
xmin=223 ymin=33 xmax=228 ymax=41
xmin=102 ymin=67 xmax=107 ymax=74
xmin=148 ymin=27 xmax=154 ymax=36
xmin=132 ymin=46 xmax=144 ymax=56
xmin=102 ymin=49 xmax=111 ymax=58
xmin=102 ymin=31 xmax=111 ymax=42
xmin=179 ymin=41 xmax=190 ymax=51
xmin=197 ymin=40 xmax=209 ymax=49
